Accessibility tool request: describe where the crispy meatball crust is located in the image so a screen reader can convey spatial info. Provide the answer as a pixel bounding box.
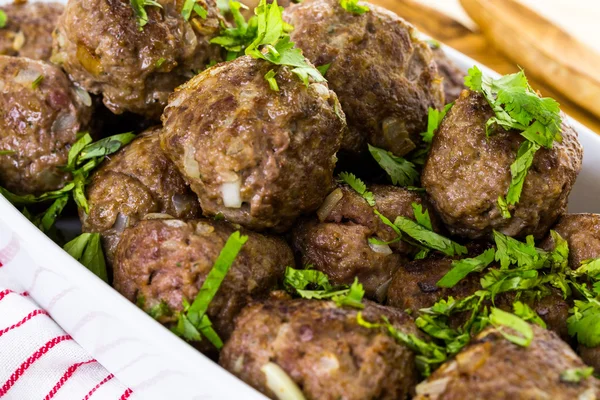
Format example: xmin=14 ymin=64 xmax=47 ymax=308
xmin=292 ymin=184 xmax=442 ymax=301
xmin=422 ymin=90 xmax=583 ymax=239
xmin=0 ymin=1 xmax=63 ymax=61
xmin=161 ymin=55 xmax=346 ymax=232
xmin=0 ymin=56 xmax=92 ymax=195
xmin=284 ymin=0 xmax=444 ymax=156
xmin=414 ymin=325 xmax=600 ymax=400
xmin=82 ymin=127 xmax=200 ymax=264
xmin=220 ymin=295 xmax=419 ymax=400
xmin=386 ymin=257 xmax=570 ymax=339
xmin=113 ymin=219 xmax=294 ymax=353
xmin=52 ymin=0 xmax=224 ymax=118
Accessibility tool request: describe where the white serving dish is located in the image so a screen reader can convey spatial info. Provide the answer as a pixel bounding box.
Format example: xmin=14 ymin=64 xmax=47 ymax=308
xmin=1 ymin=1 xmax=599 ymax=399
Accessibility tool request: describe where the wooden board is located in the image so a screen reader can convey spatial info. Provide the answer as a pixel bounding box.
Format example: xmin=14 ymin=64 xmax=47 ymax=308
xmin=371 ymin=0 xmax=600 ymax=134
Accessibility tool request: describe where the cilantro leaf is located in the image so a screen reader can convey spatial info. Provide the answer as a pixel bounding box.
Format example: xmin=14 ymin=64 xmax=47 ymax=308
xmin=505 ymin=140 xmax=540 ymax=206
xmin=393 ymin=216 xmax=467 ymax=257
xmin=182 ymin=0 xmax=207 ymax=20
xmin=338 ymin=172 xmax=375 ymax=206
xmin=412 ymin=202 xmax=432 ymax=230
xmin=31 ymin=74 xmax=44 ymax=89
xmin=317 ymin=63 xmax=331 ymax=76
xmin=549 ymin=230 xmax=570 ymax=271
xmin=284 ymin=266 xmax=332 ymax=291
xmin=339 ymin=0 xmax=369 ymax=14
xmin=63 ymin=233 xmax=108 ymax=282
xmin=421 ymin=104 xmax=453 ymax=144
xmin=489 ymin=307 xmax=533 ymax=347
xmin=567 ymin=299 xmax=600 ymax=348
xmin=76 ymin=132 xmax=136 ymax=163
xmin=334 ymin=278 xmax=365 ymax=309
xmin=572 ymin=259 xmax=600 ymax=280
xmin=493 ymin=230 xmax=547 ymax=270
xmin=368 ymin=144 xmax=419 ymax=187
xmin=560 ymin=367 xmax=595 ymax=383
xmin=0 ymin=10 xmax=6 ymax=28
xmin=187 ymin=232 xmax=248 ymax=328
xmin=512 ymin=301 xmax=546 ymax=328
xmin=264 ymin=69 xmax=279 ymax=91
xmin=437 ymin=248 xmax=496 ymax=288
xmin=130 ymin=0 xmax=162 ymax=29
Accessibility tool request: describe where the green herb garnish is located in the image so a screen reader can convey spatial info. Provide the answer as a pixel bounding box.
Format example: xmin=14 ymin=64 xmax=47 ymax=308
xmin=316 ymin=63 xmax=331 ymax=76
xmin=339 ymin=0 xmax=369 ymax=14
xmin=560 ymin=367 xmax=595 ymax=383
xmin=130 ymin=0 xmax=162 ymax=29
xmin=264 ymin=69 xmax=279 ymax=91
xmin=31 ymin=74 xmax=43 ymax=89
xmin=393 ymin=217 xmax=467 ymax=257
xmin=368 ymin=144 xmax=419 ymax=187
xmin=0 ymin=10 xmax=6 ymax=28
xmin=338 ymin=172 xmax=375 ymax=206
xmin=63 ymin=233 xmax=108 ymax=282
xmin=437 ymin=248 xmax=496 ymax=288
xmin=489 ymin=307 xmax=533 ymax=347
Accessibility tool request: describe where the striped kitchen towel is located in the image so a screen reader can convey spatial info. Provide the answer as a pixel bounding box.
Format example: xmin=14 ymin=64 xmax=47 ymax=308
xmin=0 ymin=278 xmax=133 ymax=400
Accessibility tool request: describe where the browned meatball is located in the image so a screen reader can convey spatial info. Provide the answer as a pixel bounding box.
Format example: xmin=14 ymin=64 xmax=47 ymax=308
xmin=542 ymin=213 xmax=600 ymax=269
xmin=292 ymin=184 xmax=442 ymax=301
xmin=415 ymin=325 xmax=600 ymax=400
xmin=284 ymin=0 xmax=444 ymax=156
xmin=220 ymin=295 xmax=419 ymax=400
xmin=422 ymin=90 xmax=583 ymax=239
xmin=430 ymin=45 xmax=465 ymax=103
xmin=52 ymin=0 xmax=224 ymax=119
xmin=113 ymin=219 xmax=294 ymax=354
xmin=540 ymin=213 xmax=600 ymax=370
xmin=0 ymin=1 xmax=63 ymax=61
xmin=161 ymin=56 xmax=346 ymax=232
xmin=386 ymin=257 xmax=570 ymax=340
xmin=82 ymin=127 xmax=200 ymax=264
xmin=0 ymin=56 xmax=92 ymax=195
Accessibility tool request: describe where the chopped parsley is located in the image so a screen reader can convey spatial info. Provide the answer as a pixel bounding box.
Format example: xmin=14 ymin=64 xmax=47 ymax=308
xmin=512 ymin=301 xmax=546 ymax=328
xmin=338 ymin=172 xmax=375 ymax=206
xmin=465 ymin=66 xmax=562 ymax=215
xmin=171 ymin=231 xmax=248 ymax=348
xmin=63 ymin=233 xmax=108 ymax=282
xmin=31 ymin=74 xmax=43 ymax=89
xmin=393 ymin=217 xmax=467 ymax=257
xmin=284 ymin=266 xmax=365 ymax=309
xmin=264 ymin=69 xmax=279 ymax=91
xmin=0 ymin=10 xmax=6 ymax=29
xmin=437 ymin=248 xmax=496 ymax=288
xmin=489 ymin=307 xmax=533 ymax=347
xmin=411 ymin=203 xmax=432 ymax=230
xmin=411 ymin=103 xmax=453 ymax=165
xmin=155 ymin=57 xmax=166 ymax=68
xmin=339 ymin=0 xmax=369 ymax=14
xmin=560 ymin=367 xmax=595 ymax=383
xmin=182 ymin=0 xmax=208 ymax=21
xmin=368 ymin=144 xmax=419 ymax=187
xmin=130 ymin=0 xmax=162 ymax=30
xmin=316 ymin=63 xmax=331 ymax=76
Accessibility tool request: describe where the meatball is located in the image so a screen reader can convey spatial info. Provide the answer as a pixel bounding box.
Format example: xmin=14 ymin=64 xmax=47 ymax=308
xmin=386 ymin=257 xmax=571 ymax=340
xmin=284 ymin=0 xmax=444 ymax=156
xmin=0 ymin=56 xmax=92 ymax=195
xmin=220 ymin=295 xmax=419 ymax=400
xmin=0 ymin=1 xmax=63 ymax=61
xmin=430 ymin=45 xmax=465 ymax=103
xmin=542 ymin=213 xmax=600 ymax=269
xmin=422 ymin=90 xmax=583 ymax=239
xmin=161 ymin=56 xmax=346 ymax=231
xmin=292 ymin=184 xmax=442 ymax=301
xmin=113 ymin=219 xmax=294 ymax=354
xmin=82 ymin=127 xmax=200 ymax=264
xmin=52 ymin=0 xmax=224 ymax=119
xmin=414 ymin=325 xmax=600 ymax=400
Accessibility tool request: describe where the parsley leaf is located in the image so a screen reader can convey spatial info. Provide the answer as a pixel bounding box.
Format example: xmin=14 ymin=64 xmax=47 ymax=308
xmin=31 ymin=74 xmax=43 ymax=89
xmin=0 ymin=10 xmax=6 ymax=28
xmin=567 ymin=299 xmax=600 ymax=348
xmin=572 ymin=259 xmax=600 ymax=280
xmin=368 ymin=144 xmax=419 ymax=187
xmin=412 ymin=202 xmax=432 ymax=230
xmin=210 ymin=1 xmax=257 ymax=59
xmin=339 ymin=0 xmax=369 ymax=14
xmin=422 ymin=104 xmax=453 ymax=144
xmin=497 ymin=195 xmax=511 ymax=219
xmin=393 ymin=216 xmax=467 ymax=257
xmin=512 ymin=301 xmax=546 ymax=328
xmin=489 ymin=307 xmax=533 ymax=347
xmin=317 ymin=63 xmax=331 ymax=76
xmin=338 ymin=172 xmax=375 ymax=206
xmin=284 ymin=266 xmax=332 ymax=291
xmin=493 ymin=230 xmax=547 ymax=270
xmin=505 ymin=140 xmax=540 ymax=206
xmin=264 ymin=69 xmax=279 ymax=91
xmin=437 ymin=248 xmax=496 ymax=288
xmin=63 ymin=233 xmax=108 ymax=282
xmin=130 ymin=0 xmax=162 ymax=30
xmin=560 ymin=367 xmax=595 ymax=383
xmin=182 ymin=0 xmax=207 ymax=20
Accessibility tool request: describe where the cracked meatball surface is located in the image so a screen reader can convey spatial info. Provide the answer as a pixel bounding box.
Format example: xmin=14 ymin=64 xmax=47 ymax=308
xmin=113 ymin=218 xmax=294 ymax=354
xmin=0 ymin=55 xmax=92 ymax=195
xmin=82 ymin=127 xmax=200 ymax=264
xmin=52 ymin=0 xmax=224 ymax=118
xmin=0 ymin=1 xmax=63 ymax=61
xmin=292 ymin=184 xmax=442 ymax=301
xmin=415 ymin=325 xmax=600 ymax=400
xmin=161 ymin=55 xmax=346 ymax=232
xmin=284 ymin=0 xmax=444 ymax=156
xmin=422 ymin=90 xmax=583 ymax=239
xmin=220 ymin=294 xmax=419 ymax=400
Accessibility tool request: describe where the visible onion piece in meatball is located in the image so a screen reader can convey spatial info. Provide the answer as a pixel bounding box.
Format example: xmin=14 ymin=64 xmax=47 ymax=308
xmin=220 ymin=295 xmax=420 ymax=400
xmin=113 ymin=218 xmax=294 ymax=355
xmin=161 ymin=55 xmax=346 ymax=231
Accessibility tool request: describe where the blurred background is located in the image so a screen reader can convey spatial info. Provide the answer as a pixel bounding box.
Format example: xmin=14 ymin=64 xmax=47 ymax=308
xmin=373 ymin=0 xmax=600 ymax=132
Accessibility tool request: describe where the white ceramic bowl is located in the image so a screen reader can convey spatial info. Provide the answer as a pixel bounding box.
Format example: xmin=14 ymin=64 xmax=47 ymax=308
xmin=1 ymin=1 xmax=599 ymax=399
